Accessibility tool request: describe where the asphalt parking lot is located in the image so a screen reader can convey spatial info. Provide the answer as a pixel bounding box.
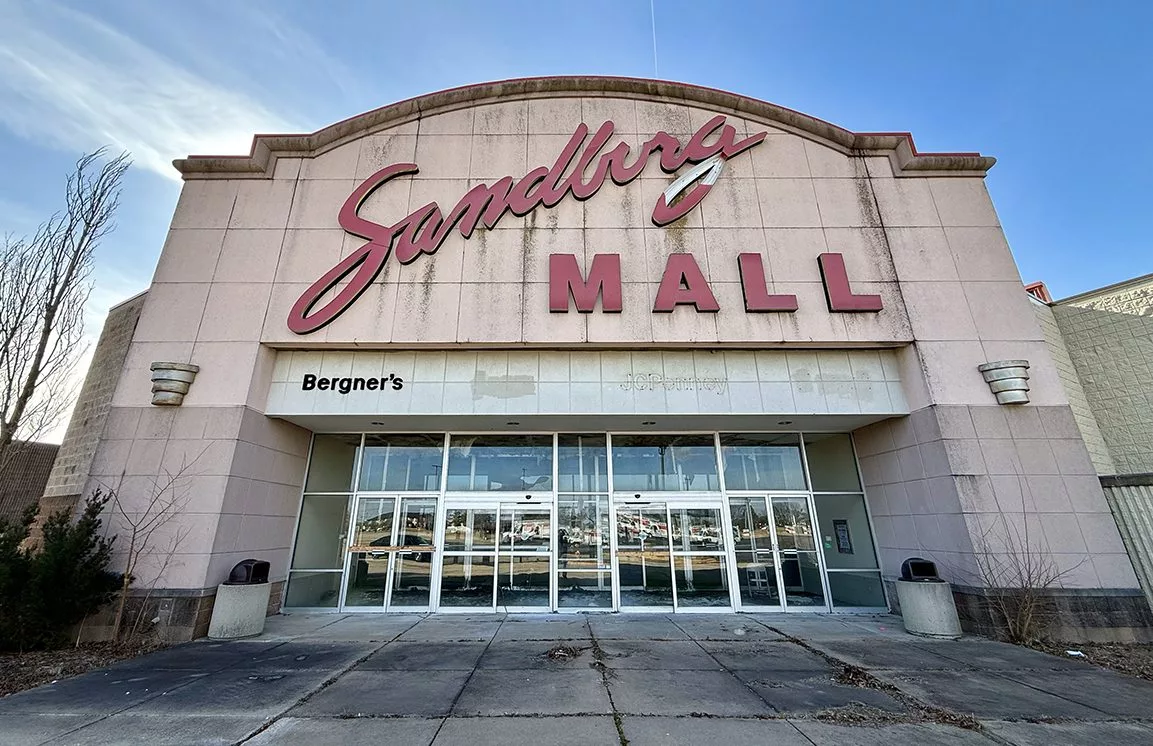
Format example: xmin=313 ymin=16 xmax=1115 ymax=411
xmin=2 ymin=613 xmax=1152 ymax=745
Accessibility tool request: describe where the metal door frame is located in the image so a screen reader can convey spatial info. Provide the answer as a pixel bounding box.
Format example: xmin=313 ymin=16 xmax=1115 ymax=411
xmin=435 ymin=493 xmax=556 ymax=613
xmin=613 ymin=493 xmax=734 ymax=612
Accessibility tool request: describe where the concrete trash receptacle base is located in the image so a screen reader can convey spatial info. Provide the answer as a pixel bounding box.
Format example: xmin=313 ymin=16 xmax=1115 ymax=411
xmin=208 ymin=583 xmax=271 ymax=639
xmin=896 ymin=579 xmax=963 ymax=639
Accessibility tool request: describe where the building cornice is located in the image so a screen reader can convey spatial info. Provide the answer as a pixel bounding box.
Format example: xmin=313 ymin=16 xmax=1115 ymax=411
xmin=173 ymin=76 xmax=996 ymax=179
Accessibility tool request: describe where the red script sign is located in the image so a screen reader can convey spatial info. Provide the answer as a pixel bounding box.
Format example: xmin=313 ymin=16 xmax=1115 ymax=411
xmin=287 ymin=116 xmax=766 ymax=334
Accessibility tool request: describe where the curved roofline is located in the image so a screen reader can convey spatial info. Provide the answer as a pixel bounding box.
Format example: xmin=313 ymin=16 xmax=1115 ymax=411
xmin=173 ymin=76 xmax=995 ymax=178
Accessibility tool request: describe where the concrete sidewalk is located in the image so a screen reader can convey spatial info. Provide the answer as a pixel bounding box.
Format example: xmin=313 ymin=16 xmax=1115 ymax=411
xmin=2 ymin=613 xmax=1151 ymax=745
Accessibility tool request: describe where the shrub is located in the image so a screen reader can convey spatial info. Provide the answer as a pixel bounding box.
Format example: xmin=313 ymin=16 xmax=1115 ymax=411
xmin=0 ymin=491 xmax=123 ymax=651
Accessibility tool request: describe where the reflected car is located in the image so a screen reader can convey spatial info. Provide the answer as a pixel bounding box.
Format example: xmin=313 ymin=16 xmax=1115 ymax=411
xmin=369 ymin=533 xmax=433 ymax=562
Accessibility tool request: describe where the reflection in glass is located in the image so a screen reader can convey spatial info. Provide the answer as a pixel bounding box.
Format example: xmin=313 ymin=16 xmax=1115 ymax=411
xmin=804 ymin=433 xmax=862 ymax=492
xmin=780 ymin=550 xmax=825 ymax=607
xmin=500 ymin=507 xmax=551 ymax=550
xmin=611 ymin=435 xmax=720 ymax=492
xmin=771 ymin=496 xmax=825 ymax=606
xmin=557 ymin=572 xmax=613 ymax=608
xmin=772 ymin=496 xmax=816 ymax=551
xmin=304 ymin=434 xmax=360 ymax=492
xmin=344 ymin=497 xmax=395 ymax=608
xmin=730 ymin=497 xmax=780 ymax=606
xmin=345 ymin=551 xmax=388 ymax=607
xmin=670 ymin=507 xmax=724 ymax=552
xmin=558 ymin=495 xmax=610 ymax=570
xmin=616 ymin=505 xmax=673 ymax=606
xmin=291 ymin=494 xmax=350 ymax=570
xmin=284 ymin=571 xmax=342 ymax=608
xmin=443 ymin=508 xmax=498 ymax=551
xmin=397 ymin=499 xmax=437 ymax=562
xmin=720 ymin=433 xmax=806 ymax=491
xmin=351 ymin=497 xmax=395 ymax=549
xmin=557 ymin=434 xmax=609 ymax=491
xmin=438 ymin=555 xmax=495 ymax=607
xmin=390 ymin=556 xmax=432 ymax=607
xmin=447 ymin=435 xmax=554 ymax=491
xmin=675 ymin=555 xmax=730 ymax=607
xmin=827 ymin=571 xmax=886 ymax=607
xmin=497 ymin=555 xmax=551 ymax=607
xmin=358 ymin=434 xmax=444 ymax=491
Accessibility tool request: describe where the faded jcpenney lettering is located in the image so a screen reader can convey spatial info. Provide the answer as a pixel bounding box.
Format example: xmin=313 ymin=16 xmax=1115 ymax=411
xmin=287 ymin=114 xmax=883 ymax=335
xmin=287 ymin=115 xmax=765 ymax=334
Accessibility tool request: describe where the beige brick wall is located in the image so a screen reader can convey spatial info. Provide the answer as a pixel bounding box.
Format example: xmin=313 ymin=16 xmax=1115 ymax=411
xmin=1054 ymin=276 xmax=1153 ymax=475
xmin=1032 ymin=299 xmax=1116 ymax=474
xmin=41 ymin=292 xmax=147 ymax=502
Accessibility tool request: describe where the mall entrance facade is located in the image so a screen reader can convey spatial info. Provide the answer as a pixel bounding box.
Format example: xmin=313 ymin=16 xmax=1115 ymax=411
xmin=284 ymin=431 xmax=885 ymax=614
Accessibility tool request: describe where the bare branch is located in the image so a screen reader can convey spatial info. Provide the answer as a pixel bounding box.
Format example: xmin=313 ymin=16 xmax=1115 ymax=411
xmin=0 ymin=148 xmax=131 ymax=473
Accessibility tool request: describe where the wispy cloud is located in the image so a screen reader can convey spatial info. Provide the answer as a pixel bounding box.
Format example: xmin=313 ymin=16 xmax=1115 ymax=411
xmin=0 ymin=1 xmax=301 ymax=180
xmin=0 ymin=195 xmax=44 ymax=236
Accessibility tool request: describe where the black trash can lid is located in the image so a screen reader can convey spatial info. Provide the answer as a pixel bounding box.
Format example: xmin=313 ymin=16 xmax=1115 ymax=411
xmin=900 ymin=557 xmax=942 ymax=581
xmin=225 ymin=558 xmax=270 ymax=585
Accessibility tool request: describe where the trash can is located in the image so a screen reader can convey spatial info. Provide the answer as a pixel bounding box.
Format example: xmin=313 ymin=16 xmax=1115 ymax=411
xmin=208 ymin=559 xmax=272 ymax=640
xmin=895 ymin=558 xmax=962 ymax=639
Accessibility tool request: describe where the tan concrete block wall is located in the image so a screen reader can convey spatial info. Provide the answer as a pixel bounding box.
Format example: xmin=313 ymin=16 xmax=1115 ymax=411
xmin=1055 ymin=279 xmax=1153 ymax=475
xmin=1032 ymin=300 xmax=1115 ymax=474
xmin=42 ymin=292 xmax=147 ymax=503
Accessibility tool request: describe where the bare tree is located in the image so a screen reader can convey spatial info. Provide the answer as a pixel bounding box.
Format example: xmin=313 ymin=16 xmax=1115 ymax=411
xmin=0 ymin=148 xmax=131 ymax=472
xmin=105 ymin=459 xmax=198 ymax=639
xmin=964 ymin=506 xmax=1080 ymax=643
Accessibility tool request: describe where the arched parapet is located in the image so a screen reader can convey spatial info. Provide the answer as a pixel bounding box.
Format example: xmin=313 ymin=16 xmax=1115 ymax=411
xmin=173 ymin=76 xmax=994 ymax=178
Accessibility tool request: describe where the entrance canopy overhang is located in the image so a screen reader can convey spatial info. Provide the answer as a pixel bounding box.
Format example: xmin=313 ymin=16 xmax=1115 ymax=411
xmin=271 ymin=412 xmax=896 ymax=434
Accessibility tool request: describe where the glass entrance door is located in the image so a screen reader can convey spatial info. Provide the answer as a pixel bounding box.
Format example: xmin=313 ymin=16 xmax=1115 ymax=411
xmin=616 ymin=499 xmax=732 ymax=610
xmin=729 ymin=496 xmax=782 ymax=610
xmin=729 ymin=495 xmax=827 ymax=610
xmin=343 ymin=495 xmax=436 ymax=611
xmin=438 ymin=499 xmax=553 ymax=611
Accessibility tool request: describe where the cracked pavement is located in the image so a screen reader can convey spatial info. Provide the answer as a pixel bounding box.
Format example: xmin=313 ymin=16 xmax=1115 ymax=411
xmin=2 ymin=613 xmax=1151 ymax=745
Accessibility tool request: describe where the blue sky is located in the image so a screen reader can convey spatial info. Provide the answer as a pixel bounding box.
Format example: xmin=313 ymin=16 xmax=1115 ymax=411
xmin=1 ymin=0 xmax=1150 ymax=322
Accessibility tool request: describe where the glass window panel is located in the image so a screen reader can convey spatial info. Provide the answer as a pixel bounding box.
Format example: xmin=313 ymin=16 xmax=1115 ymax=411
xmin=350 ymin=497 xmax=394 ymax=550
xmin=397 ymin=498 xmax=437 ymax=560
xmin=345 ymin=551 xmax=387 ymax=607
xmin=781 ymin=551 xmax=826 ymax=607
xmin=735 ymin=551 xmax=780 ymax=606
xmin=304 ymin=434 xmax=360 ymax=492
xmin=390 ymin=556 xmax=432 ymax=608
xmin=669 ymin=507 xmax=724 ymax=552
xmin=720 ymin=433 xmax=806 ymax=491
xmin=771 ymin=496 xmax=816 ymax=552
xmin=358 ymin=434 xmax=444 ymax=491
xmin=444 ymin=508 xmax=497 ymax=551
xmin=439 ymin=555 xmax=495 ymax=608
xmin=557 ymin=434 xmax=609 ymax=492
xmin=497 ymin=555 xmax=551 ymax=607
xmin=616 ymin=505 xmax=673 ymax=607
xmin=558 ymin=495 xmax=611 ymax=570
xmin=814 ymin=493 xmax=879 ymax=569
xmin=284 ymin=571 xmax=342 ymax=608
xmin=827 ymin=571 xmax=887 ymax=608
xmin=729 ymin=496 xmax=773 ymax=554
xmin=557 ymin=572 xmax=614 ymax=608
xmin=675 ymin=555 xmax=730 ymax=607
xmin=611 ymin=435 xmax=719 ymax=492
xmin=500 ymin=506 xmax=551 ymax=551
xmin=291 ymin=494 xmax=350 ymax=570
xmin=447 ymin=435 xmax=554 ymax=492
xmin=804 ymin=433 xmax=862 ymax=492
